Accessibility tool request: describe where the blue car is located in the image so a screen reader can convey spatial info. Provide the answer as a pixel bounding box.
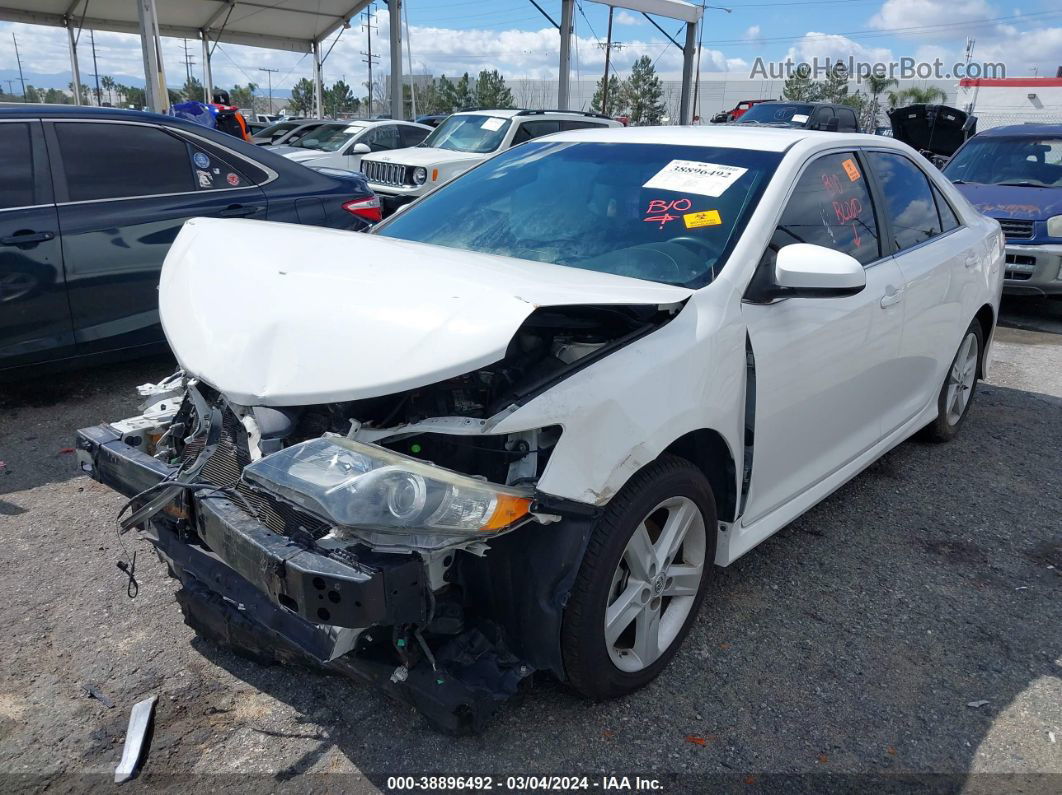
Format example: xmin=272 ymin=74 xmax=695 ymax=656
xmin=0 ymin=105 xmax=381 ymax=377
xmin=944 ymin=124 xmax=1062 ymax=296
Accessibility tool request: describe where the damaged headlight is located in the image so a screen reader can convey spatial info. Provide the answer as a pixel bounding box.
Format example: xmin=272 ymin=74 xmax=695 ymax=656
xmin=242 ymin=436 xmax=532 ymax=536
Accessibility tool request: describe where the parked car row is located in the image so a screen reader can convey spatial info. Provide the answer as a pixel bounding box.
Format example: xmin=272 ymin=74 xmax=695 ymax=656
xmin=0 ymin=106 xmax=381 ymax=377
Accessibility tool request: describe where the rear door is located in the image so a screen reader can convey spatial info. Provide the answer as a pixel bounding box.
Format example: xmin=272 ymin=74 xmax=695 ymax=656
xmin=47 ymin=119 xmax=268 ymax=354
xmin=0 ymin=119 xmax=72 ymax=369
xmin=863 ymin=150 xmax=974 ymax=426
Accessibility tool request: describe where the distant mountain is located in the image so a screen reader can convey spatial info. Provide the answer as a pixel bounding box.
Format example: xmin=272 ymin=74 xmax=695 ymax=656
xmin=0 ymin=69 xmax=292 ymax=98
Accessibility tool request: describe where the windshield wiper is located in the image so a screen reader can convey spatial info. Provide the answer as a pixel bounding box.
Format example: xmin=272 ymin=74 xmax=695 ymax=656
xmin=995 ymin=181 xmax=1049 ymax=188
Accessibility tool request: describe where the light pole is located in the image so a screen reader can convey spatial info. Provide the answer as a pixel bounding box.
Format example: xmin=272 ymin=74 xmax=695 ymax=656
xmin=693 ymin=4 xmax=732 ymax=123
xmin=259 ymin=67 xmax=278 ymax=114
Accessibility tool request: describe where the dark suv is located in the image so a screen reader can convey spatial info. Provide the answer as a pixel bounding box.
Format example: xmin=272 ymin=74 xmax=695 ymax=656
xmin=732 ymin=101 xmax=861 ymax=132
xmin=0 ymin=106 xmax=381 ymax=377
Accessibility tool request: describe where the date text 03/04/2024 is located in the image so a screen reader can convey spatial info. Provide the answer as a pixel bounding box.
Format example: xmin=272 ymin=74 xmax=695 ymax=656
xmin=385 ymin=775 xmax=664 ymax=791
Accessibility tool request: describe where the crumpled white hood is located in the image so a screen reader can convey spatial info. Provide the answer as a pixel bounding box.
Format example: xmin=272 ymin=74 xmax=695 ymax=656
xmin=159 ymin=218 xmax=692 ymax=406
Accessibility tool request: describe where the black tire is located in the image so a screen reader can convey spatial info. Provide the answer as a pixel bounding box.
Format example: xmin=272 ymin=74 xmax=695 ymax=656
xmin=561 ymin=455 xmax=717 ymax=700
xmin=919 ymin=319 xmax=984 ymax=443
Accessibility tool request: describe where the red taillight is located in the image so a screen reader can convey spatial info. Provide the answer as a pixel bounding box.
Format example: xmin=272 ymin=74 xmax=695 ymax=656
xmin=342 ymin=196 xmax=382 ymax=222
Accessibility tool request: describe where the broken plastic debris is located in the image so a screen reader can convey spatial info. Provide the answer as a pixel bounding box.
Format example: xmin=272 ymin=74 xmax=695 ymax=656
xmin=685 ymin=735 xmax=707 ymax=746
xmin=82 ymin=682 xmax=115 ymax=709
xmin=114 ymin=695 xmax=157 ymax=784
xmin=967 ymin=700 xmax=989 ymax=708
xmin=58 ymin=447 xmax=75 ymax=455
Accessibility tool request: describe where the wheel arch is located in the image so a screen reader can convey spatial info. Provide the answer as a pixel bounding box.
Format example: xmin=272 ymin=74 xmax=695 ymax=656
xmin=662 ymin=428 xmax=738 ymax=522
xmin=973 ymin=303 xmax=995 ymax=378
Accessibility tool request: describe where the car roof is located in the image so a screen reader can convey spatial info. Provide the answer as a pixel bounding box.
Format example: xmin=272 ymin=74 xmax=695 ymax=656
xmin=540 ymin=124 xmax=886 ymax=152
xmin=978 ymin=123 xmax=1062 ymax=137
xmin=0 ymin=103 xmax=168 ymax=121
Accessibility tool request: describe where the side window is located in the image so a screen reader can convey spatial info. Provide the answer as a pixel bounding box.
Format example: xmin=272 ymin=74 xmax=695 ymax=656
xmin=365 ymin=125 xmax=401 ymax=152
xmin=811 ymin=107 xmax=834 ymax=130
xmin=866 ymin=151 xmax=942 ymax=251
xmin=399 ymin=125 xmax=429 ymax=147
xmin=932 ymin=184 xmax=960 ymax=232
xmin=511 ymin=120 xmax=561 ymax=145
xmin=56 ymin=122 xmax=194 ymax=201
xmin=0 ymin=123 xmax=36 ymax=209
xmin=560 ymin=120 xmax=602 ymax=131
xmin=838 ymin=108 xmax=858 ymax=132
xmin=182 ymin=135 xmax=270 ymax=186
xmin=765 ymin=152 xmax=881 ymax=266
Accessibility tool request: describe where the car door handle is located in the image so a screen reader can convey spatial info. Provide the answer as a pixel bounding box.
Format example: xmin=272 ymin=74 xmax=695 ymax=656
xmin=217 ymin=204 xmax=261 ymax=218
xmin=880 ymin=288 xmax=904 ymax=308
xmin=0 ymin=230 xmax=55 ymax=246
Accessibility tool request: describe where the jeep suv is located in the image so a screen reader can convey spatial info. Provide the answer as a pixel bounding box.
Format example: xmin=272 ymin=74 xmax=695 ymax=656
xmin=361 ymin=109 xmax=621 ymax=213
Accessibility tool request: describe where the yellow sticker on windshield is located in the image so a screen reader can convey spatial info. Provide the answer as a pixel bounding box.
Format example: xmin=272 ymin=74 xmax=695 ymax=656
xmin=683 ymin=210 xmax=722 ymax=229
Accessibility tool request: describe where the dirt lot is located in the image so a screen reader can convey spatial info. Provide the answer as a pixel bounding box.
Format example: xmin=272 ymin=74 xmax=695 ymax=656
xmin=0 ymin=298 xmax=1059 ymax=791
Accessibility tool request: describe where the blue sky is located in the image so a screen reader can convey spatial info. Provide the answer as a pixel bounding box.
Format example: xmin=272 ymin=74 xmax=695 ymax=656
xmin=2 ymin=0 xmax=1061 ymax=95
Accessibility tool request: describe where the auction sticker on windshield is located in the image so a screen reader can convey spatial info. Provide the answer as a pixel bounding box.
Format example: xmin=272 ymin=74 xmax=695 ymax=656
xmin=792 ymin=114 xmax=810 ymax=123
xmin=643 ymin=160 xmax=747 ymax=197
xmin=481 ymin=117 xmax=505 ymax=131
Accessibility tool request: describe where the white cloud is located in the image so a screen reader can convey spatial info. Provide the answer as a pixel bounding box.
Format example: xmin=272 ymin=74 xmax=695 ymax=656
xmin=869 ymin=0 xmax=996 ymax=32
xmin=786 ymin=32 xmax=894 ymax=66
xmin=743 ymin=25 xmax=762 ymax=42
xmin=615 ymin=11 xmax=643 ymax=26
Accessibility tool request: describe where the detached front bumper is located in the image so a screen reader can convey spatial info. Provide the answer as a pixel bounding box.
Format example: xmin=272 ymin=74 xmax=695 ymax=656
xmin=1003 ymin=243 xmax=1062 ymax=296
xmin=76 ymin=424 xmax=428 ymax=634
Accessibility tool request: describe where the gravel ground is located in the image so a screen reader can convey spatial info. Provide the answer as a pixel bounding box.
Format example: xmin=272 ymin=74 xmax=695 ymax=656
xmin=0 ymin=297 xmax=1059 ymax=791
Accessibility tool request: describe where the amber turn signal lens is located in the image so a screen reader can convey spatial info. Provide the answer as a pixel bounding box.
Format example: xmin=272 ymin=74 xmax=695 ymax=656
xmin=480 ymin=495 xmax=532 ymax=532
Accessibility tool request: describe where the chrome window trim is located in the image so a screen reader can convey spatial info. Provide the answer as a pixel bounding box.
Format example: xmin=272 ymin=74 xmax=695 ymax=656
xmin=48 ymin=118 xmax=278 ymax=206
xmin=0 ymin=203 xmax=54 ymax=214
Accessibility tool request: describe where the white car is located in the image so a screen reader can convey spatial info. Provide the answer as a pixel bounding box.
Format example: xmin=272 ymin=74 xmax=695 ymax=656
xmin=78 ymin=126 xmax=1003 ymax=733
xmin=272 ymin=119 xmax=432 ymax=172
xmin=360 ymin=109 xmax=622 ymax=212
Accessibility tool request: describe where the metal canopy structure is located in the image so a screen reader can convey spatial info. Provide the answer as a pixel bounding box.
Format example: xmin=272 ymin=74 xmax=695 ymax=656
xmin=585 ymin=0 xmax=702 ymax=124
xmin=0 ymin=0 xmax=399 ymax=118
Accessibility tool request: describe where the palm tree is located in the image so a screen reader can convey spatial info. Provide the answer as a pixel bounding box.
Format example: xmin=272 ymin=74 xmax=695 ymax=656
xmin=887 ymin=85 xmax=947 ymax=109
xmin=865 ymin=75 xmax=897 ymax=131
xmin=101 ymin=75 xmax=116 ymax=105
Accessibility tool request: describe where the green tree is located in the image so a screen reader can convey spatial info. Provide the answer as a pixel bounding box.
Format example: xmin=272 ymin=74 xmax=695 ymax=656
xmin=624 ymin=56 xmax=665 ymax=126
xmin=180 ymin=75 xmax=204 ymax=102
xmin=781 ymin=63 xmax=818 ymax=101
xmin=45 ymin=87 xmax=71 ymax=104
xmin=24 ymin=85 xmax=40 ymax=102
xmin=117 ymin=84 xmax=145 ymax=108
xmin=229 ymin=82 xmax=258 ymax=110
xmin=101 ymin=75 xmax=117 ymax=105
xmin=474 ymin=69 xmax=513 ymax=109
xmin=289 ymin=77 xmax=316 ymax=115
xmin=888 ymin=85 xmax=947 ymax=108
xmin=865 ymin=74 xmax=897 ymax=130
xmin=818 ymin=63 xmax=849 ymax=103
xmin=325 ymin=80 xmax=358 ymax=117
xmin=591 ymin=73 xmax=625 ymax=116
xmin=840 ymin=90 xmax=873 ymax=131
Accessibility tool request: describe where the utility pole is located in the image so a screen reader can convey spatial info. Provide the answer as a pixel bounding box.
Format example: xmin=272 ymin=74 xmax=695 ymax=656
xmin=597 ymin=8 xmax=624 ymax=115
xmin=181 ymin=39 xmax=196 ymax=84
xmin=3 ymin=79 xmax=15 ymax=97
xmin=361 ymin=3 xmax=379 ymax=116
xmin=259 ymin=67 xmax=278 ymax=114
xmin=89 ymin=29 xmax=102 ymax=106
xmin=12 ymin=33 xmax=27 ymax=99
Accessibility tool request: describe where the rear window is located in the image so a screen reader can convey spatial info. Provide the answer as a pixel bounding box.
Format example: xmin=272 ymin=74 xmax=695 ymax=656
xmin=377 ymin=141 xmax=781 ymax=288
xmin=0 ymin=123 xmax=35 ymax=209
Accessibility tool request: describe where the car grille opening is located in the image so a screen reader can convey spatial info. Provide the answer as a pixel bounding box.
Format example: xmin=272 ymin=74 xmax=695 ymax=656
xmin=363 ymin=159 xmax=411 ymax=187
xmin=998 ymin=219 xmax=1034 ymax=240
xmin=183 ymin=410 xmax=332 ymax=539
xmin=1004 ymin=253 xmax=1037 ymax=280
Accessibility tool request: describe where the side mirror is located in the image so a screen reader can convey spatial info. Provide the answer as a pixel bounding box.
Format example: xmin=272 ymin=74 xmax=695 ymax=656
xmin=351 ymin=142 xmax=372 ymax=154
xmin=773 ymin=243 xmax=865 ymax=298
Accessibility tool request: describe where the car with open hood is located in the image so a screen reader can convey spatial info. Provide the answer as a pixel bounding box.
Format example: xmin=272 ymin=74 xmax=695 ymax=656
xmin=359 ymin=108 xmax=621 ymax=214
xmin=888 ymin=103 xmax=977 ymax=168
xmin=77 ymin=125 xmax=1003 ymax=733
xmin=943 ymin=123 xmax=1062 ymax=296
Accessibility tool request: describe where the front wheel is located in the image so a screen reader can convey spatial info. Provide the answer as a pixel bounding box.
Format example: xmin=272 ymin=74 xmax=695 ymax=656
xmin=920 ymin=320 xmax=983 ymax=443
xmin=561 ymin=456 xmax=717 ymax=700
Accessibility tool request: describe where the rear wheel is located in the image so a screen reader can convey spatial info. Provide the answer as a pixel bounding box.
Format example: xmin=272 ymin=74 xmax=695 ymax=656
xmin=920 ymin=320 xmax=983 ymax=443
xmin=561 ymin=456 xmax=716 ymax=700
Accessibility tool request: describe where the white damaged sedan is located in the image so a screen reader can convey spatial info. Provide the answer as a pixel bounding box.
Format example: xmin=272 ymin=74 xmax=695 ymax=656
xmin=77 ymin=125 xmax=1004 ymax=733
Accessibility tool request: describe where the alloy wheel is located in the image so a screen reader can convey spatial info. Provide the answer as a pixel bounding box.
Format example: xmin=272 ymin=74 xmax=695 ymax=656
xmin=945 ymin=331 xmax=978 ymax=425
xmin=604 ymin=496 xmax=707 ymax=672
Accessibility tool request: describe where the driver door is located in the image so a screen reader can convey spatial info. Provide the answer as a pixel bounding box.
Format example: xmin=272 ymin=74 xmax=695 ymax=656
xmin=740 ymin=150 xmax=907 ymax=524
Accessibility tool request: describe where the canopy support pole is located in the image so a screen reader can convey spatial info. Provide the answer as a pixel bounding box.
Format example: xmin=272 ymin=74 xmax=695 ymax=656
xmin=137 ymin=0 xmax=166 ymax=112
xmin=679 ymin=20 xmax=697 ymax=125
xmin=312 ymin=39 xmax=324 ymax=118
xmin=65 ymin=17 xmax=82 ymax=105
xmin=388 ymin=0 xmax=403 ymax=119
xmin=557 ymin=0 xmax=574 ymax=109
xmin=200 ymin=30 xmax=213 ymax=102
